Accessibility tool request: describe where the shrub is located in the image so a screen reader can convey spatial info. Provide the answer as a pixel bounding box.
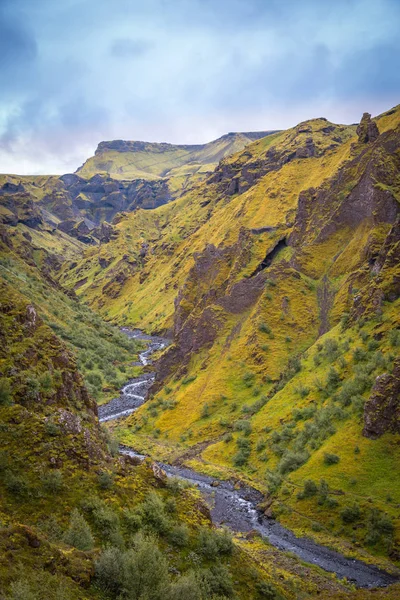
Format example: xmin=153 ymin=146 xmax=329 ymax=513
xmin=123 ymin=508 xmax=142 ymax=534
xmin=297 ymin=479 xmax=318 ymax=499
xmin=243 ymin=371 xmax=256 ymax=387
xmin=86 ymin=372 xmax=102 ymax=387
xmin=169 ymin=573 xmax=202 ymax=600
xmin=326 ymin=368 xmax=340 ymax=391
xmin=140 ymin=492 xmax=170 ymax=534
xmin=39 ymin=372 xmax=53 ymax=392
xmin=122 ymin=533 xmax=169 ymax=600
xmin=168 ymin=524 xmax=189 ymax=548
xmin=7 ymin=580 xmax=36 ymax=600
xmin=233 ymin=449 xmax=250 ymax=466
xmin=200 ymin=403 xmax=210 ymax=418
xmin=353 ymin=347 xmax=368 ymax=363
xmin=256 ymin=579 xmax=282 ymax=599
xmin=4 ymin=472 xmax=28 ymax=496
xmin=259 ymin=322 xmax=271 ymax=334
xmin=198 ymin=564 xmax=235 ymax=598
xmin=365 ymin=509 xmax=394 ymax=546
xmin=256 ymin=440 xmax=267 ymax=453
xmin=389 ymin=329 xmax=400 ymax=347
xmin=234 ymin=420 xmax=252 ymax=435
xmin=95 ymin=546 xmax=124 ymax=595
xmin=278 ymin=450 xmax=309 ymax=474
xmin=37 ymin=515 xmax=63 ymax=542
xmin=324 ymin=339 xmax=340 ymax=361
xmin=0 ymin=378 xmax=12 ymax=405
xmin=294 ymin=384 xmax=310 ymax=398
xmin=93 ymin=505 xmax=120 ymax=539
xmin=198 ymin=527 xmax=233 ymax=559
xmin=265 ymin=471 xmax=282 ymax=494
xmin=323 ymin=452 xmax=340 ymax=465
xmin=63 ymin=509 xmax=94 ymax=551
xmin=44 ymin=420 xmax=60 ymax=436
xmin=97 ymin=471 xmax=114 ymax=490
xmin=42 ymin=470 xmax=63 ymax=494
xmin=341 ymin=503 xmax=361 ymax=524
xmin=293 ymin=406 xmax=316 ymax=421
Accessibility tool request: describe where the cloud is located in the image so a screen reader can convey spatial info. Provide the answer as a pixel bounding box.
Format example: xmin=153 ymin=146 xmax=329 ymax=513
xmin=110 ymin=38 xmax=151 ymax=58
xmin=0 ymin=0 xmax=399 ymax=174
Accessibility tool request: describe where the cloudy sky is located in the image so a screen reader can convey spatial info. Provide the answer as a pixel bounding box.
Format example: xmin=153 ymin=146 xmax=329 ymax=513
xmin=1 ymin=0 xmax=399 ymax=175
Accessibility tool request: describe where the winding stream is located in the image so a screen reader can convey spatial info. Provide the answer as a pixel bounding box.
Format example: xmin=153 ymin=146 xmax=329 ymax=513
xmin=99 ymin=329 xmax=398 ymax=589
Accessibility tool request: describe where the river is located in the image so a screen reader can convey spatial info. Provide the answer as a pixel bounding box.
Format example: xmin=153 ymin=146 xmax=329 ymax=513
xmin=98 ymin=329 xmax=398 ymax=589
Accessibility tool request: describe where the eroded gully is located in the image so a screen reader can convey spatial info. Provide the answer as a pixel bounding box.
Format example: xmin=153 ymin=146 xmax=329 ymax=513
xmin=98 ymin=329 xmax=398 ymax=589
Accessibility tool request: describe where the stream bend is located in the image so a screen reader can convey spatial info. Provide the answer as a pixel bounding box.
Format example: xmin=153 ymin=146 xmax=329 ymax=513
xmin=99 ymin=329 xmax=398 ymax=589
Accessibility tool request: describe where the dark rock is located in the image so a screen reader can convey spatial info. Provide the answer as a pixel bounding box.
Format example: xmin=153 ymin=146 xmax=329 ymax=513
xmin=357 ymin=112 xmax=379 ymax=143
xmin=363 ymin=358 xmax=400 ymax=438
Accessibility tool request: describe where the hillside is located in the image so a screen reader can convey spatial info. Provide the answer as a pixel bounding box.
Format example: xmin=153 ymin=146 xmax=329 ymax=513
xmin=1 ymin=105 xmax=400 ymax=599
xmin=61 ymin=106 xmax=400 ymax=579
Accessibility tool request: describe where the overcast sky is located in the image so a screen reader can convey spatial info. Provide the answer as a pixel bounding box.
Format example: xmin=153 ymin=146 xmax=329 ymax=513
xmin=1 ymin=0 xmax=399 ymax=175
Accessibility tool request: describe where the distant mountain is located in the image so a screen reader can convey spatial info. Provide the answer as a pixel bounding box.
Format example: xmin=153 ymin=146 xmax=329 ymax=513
xmin=0 ymin=131 xmax=277 ymax=241
xmin=76 ymin=131 xmax=278 ymax=190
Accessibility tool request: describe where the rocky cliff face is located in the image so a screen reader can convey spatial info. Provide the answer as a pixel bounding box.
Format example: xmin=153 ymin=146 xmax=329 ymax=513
xmin=363 ymin=358 xmax=400 ymax=438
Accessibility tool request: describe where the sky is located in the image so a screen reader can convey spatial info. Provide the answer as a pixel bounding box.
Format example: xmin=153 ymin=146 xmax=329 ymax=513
xmin=0 ymin=0 xmax=399 ymax=175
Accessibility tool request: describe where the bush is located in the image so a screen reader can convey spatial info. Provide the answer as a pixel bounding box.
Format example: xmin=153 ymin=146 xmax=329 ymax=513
xmin=39 ymin=372 xmax=53 ymax=392
xmin=278 ymin=450 xmax=309 ymax=474
xmin=297 ymin=479 xmax=318 ymax=499
xmin=95 ymin=546 xmax=124 ymax=595
xmin=93 ymin=505 xmax=120 ymax=540
xmin=63 ymin=509 xmax=94 ymax=551
xmin=97 ymin=471 xmax=114 ymax=490
xmin=256 ymin=579 xmax=282 ymax=599
xmin=293 ymin=406 xmax=316 ymax=421
xmin=140 ymin=492 xmax=170 ymax=534
xmin=341 ymin=503 xmax=361 ymax=524
xmin=86 ymin=372 xmax=102 ymax=388
xmin=41 ymin=470 xmax=63 ymax=494
xmin=365 ymin=508 xmax=394 ymax=546
xmin=0 ymin=378 xmax=12 ymax=405
xmin=243 ymin=371 xmax=256 ymax=387
xmin=323 ymin=452 xmax=340 ymax=465
xmin=266 ymin=471 xmax=282 ymax=494
xmin=200 ymin=403 xmax=210 ymax=418
xmin=44 ymin=420 xmax=60 ymax=436
xmin=234 ymin=420 xmax=252 ymax=436
xmin=294 ymin=384 xmax=310 ymax=398
xmin=259 ymin=322 xmax=271 ymax=334
xmin=198 ymin=527 xmax=233 ymax=559
xmin=7 ymin=580 xmax=36 ymax=600
xmin=168 ymin=524 xmax=189 ymax=548
xmin=233 ymin=449 xmax=250 ymax=466
xmin=256 ymin=440 xmax=267 ymax=453
xmin=197 ymin=564 xmax=235 ymax=598
xmin=323 ymin=339 xmax=340 ymax=361
xmin=4 ymin=472 xmax=28 ymax=496
xmin=122 ymin=533 xmax=169 ymax=600
xmin=389 ymin=329 xmax=400 ymax=347
xmin=326 ymin=368 xmax=340 ymax=391
xmin=353 ymin=347 xmax=368 ymax=363
xmin=169 ymin=573 xmax=202 ymax=600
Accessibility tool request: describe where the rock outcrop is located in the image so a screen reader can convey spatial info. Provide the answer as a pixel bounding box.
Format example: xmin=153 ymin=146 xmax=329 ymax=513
xmin=363 ymin=358 xmax=400 ymax=438
xmin=357 ymin=112 xmax=380 ymax=143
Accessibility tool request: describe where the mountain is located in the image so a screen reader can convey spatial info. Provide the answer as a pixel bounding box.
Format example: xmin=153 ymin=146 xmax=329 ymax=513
xmin=1 ymin=106 xmax=400 ymax=599
xmin=62 ymin=107 xmax=400 ymax=576
xmin=0 ymin=130 xmax=276 ymax=240
xmin=76 ymin=131 xmax=277 ymax=183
